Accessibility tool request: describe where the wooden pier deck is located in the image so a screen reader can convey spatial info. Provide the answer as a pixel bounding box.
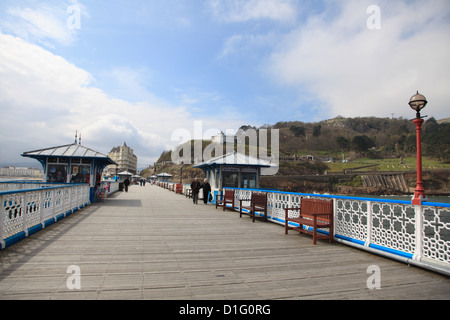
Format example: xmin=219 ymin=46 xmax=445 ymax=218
xmin=0 ymin=185 xmax=449 ymax=300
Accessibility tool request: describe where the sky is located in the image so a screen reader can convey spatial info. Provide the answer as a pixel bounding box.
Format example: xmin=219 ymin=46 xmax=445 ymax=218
xmin=0 ymin=0 xmax=449 ymax=169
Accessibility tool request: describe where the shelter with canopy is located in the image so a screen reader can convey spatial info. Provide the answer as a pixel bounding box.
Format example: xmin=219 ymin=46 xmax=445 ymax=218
xmin=193 ymin=152 xmax=272 ymax=196
xmin=21 ymin=139 xmax=116 ymax=203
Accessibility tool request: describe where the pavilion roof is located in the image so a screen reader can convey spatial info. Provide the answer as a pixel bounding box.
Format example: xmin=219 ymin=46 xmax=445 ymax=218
xmin=193 ymin=152 xmax=272 ymax=169
xmin=22 ymin=143 xmax=116 ymax=166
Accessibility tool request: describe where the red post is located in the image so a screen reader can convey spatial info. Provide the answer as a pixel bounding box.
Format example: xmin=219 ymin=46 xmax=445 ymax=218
xmin=412 ymin=118 xmax=426 ymax=205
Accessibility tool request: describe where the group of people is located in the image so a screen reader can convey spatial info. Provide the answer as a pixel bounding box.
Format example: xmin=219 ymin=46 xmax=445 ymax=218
xmin=123 ymin=176 xmax=212 ymax=204
xmin=190 ymin=177 xmax=212 ymax=205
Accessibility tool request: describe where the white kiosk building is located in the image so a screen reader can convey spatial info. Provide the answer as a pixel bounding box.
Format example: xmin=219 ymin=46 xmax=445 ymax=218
xmin=193 ymin=152 xmax=272 ymax=197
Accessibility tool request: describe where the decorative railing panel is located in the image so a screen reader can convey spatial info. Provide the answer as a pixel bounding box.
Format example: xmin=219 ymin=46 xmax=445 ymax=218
xmin=1 ymin=184 xmax=90 ymax=249
xmin=222 ymin=187 xmax=450 ymax=271
xmin=422 ymin=206 xmax=450 ymax=263
xmin=335 ymin=198 xmax=369 ymax=243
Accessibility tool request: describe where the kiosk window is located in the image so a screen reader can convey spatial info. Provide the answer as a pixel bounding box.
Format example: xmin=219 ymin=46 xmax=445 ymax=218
xmin=71 ymin=165 xmax=90 ymax=184
xmin=223 ymin=172 xmax=239 ymax=188
xmin=241 ymin=173 xmax=256 ymax=189
xmin=47 ymin=164 xmax=67 ymax=183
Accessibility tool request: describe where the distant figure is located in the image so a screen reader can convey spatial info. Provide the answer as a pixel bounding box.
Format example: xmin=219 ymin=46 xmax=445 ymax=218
xmin=201 ymin=179 xmax=211 ymax=204
xmin=190 ymin=177 xmax=202 ymax=204
xmin=124 ymin=178 xmax=130 ymax=192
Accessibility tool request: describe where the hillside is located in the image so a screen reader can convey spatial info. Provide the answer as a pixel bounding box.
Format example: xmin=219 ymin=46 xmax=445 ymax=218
xmin=149 ymin=116 xmax=449 ymax=195
xmin=155 ymin=116 xmax=450 ymax=166
xmin=273 ymin=116 xmax=449 ymax=162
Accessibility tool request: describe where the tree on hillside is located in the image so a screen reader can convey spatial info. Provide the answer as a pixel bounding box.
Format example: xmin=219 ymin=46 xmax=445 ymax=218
xmin=313 ymin=125 xmax=322 ymax=137
xmin=290 ymin=125 xmax=306 ymax=137
xmin=352 ymin=135 xmax=375 ymax=153
xmin=423 ymin=119 xmax=450 ymax=162
xmin=336 ymin=136 xmax=350 ymax=151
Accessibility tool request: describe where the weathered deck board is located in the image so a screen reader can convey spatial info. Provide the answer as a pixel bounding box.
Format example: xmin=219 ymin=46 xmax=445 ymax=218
xmin=0 ymin=185 xmax=449 ymax=300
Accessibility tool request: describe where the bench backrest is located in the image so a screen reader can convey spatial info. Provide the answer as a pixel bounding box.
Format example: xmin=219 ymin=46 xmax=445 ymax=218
xmin=251 ymin=193 xmax=267 ymax=205
xmin=300 ymin=198 xmax=333 ymax=222
xmin=224 ymin=189 xmax=235 ymax=200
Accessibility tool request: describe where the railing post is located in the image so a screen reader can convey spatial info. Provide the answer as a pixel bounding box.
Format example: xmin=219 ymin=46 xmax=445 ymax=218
xmin=39 ymin=189 xmax=44 ymax=227
xmin=365 ymin=201 xmax=372 ymax=247
xmin=332 ymin=198 xmax=337 ymax=239
xmin=413 ymin=204 xmax=424 ymax=262
xmin=75 ymin=186 xmax=79 ymax=209
xmin=0 ymin=194 xmax=5 ymax=248
xmin=23 ymin=192 xmax=28 ymax=236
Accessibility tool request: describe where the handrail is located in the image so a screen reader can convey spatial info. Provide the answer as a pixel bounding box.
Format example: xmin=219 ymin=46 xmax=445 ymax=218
xmin=0 ymin=183 xmax=89 ymax=196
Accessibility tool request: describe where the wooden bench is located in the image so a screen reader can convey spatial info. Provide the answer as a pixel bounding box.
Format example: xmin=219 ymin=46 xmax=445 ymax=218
xmin=239 ymin=193 xmax=268 ymax=222
xmin=284 ymin=197 xmax=334 ymax=244
xmin=215 ymin=189 xmax=235 ymax=211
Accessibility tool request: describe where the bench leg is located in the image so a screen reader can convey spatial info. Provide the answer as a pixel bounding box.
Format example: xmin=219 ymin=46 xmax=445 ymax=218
xmin=313 ymin=217 xmax=317 ymax=245
xmin=329 ymin=221 xmax=334 ymax=243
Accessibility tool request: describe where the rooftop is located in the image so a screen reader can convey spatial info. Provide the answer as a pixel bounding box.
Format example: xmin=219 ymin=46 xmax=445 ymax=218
xmin=21 ymin=143 xmax=116 ymax=166
xmin=194 ymin=151 xmax=273 ymax=169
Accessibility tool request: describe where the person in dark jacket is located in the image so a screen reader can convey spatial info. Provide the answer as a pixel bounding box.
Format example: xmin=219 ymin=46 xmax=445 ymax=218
xmin=201 ymin=179 xmax=211 ymax=204
xmin=124 ymin=178 xmax=130 ymax=192
xmin=190 ymin=177 xmax=202 ymax=204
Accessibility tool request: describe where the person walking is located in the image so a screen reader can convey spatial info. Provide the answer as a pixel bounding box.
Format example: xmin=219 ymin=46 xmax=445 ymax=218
xmin=190 ymin=177 xmax=202 ymax=204
xmin=124 ymin=178 xmax=130 ymax=192
xmin=201 ymin=179 xmax=211 ymax=204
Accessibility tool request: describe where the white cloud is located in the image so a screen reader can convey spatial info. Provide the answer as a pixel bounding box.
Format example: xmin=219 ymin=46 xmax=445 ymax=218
xmin=219 ymin=32 xmax=277 ymax=58
xmin=207 ymin=0 xmax=297 ymax=23
xmin=0 ymin=1 xmax=87 ymax=47
xmin=268 ymin=0 xmax=450 ymax=120
xmin=0 ymin=32 xmax=243 ymax=167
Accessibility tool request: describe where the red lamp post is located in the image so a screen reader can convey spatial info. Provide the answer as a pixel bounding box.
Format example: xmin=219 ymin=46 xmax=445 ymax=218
xmin=409 ymin=91 xmax=428 ymax=205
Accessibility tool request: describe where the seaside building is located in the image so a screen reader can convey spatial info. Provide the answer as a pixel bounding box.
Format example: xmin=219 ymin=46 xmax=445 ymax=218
xmin=107 ymin=142 xmax=138 ymax=175
xmin=211 ymin=131 xmax=236 ymax=144
xmin=21 ymin=138 xmax=116 ymax=203
xmin=0 ymin=166 xmax=43 ymax=179
xmin=193 ymin=151 xmax=272 ymax=195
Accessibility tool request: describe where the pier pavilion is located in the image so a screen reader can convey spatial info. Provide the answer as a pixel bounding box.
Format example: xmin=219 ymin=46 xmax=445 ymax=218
xmin=194 ymin=152 xmax=273 ymax=196
xmin=21 ymin=141 xmax=116 ymax=203
xmin=156 ymin=173 xmax=173 ymax=182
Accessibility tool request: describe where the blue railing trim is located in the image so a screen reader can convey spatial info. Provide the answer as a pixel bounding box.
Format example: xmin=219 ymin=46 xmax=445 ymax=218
xmin=4 ymin=231 xmax=26 ymax=248
xmin=369 ymin=244 xmax=414 ymax=259
xmin=27 ymin=224 xmax=43 ymax=237
xmin=0 ymin=183 xmax=90 ymax=196
xmin=334 ymin=234 xmax=366 ymax=246
xmin=422 ymin=201 xmax=450 ymax=208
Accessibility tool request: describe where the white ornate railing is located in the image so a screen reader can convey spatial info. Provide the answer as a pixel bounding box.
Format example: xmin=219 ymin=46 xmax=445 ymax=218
xmin=0 ymin=184 xmax=90 ymax=249
xmin=0 ymin=181 xmax=66 ymax=192
xmin=224 ymin=188 xmax=450 ymax=275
